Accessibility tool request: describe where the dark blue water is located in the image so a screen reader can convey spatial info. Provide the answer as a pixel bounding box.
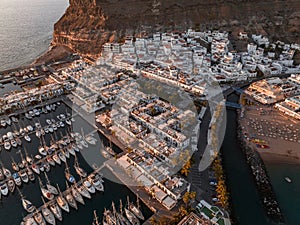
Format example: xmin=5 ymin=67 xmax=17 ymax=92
xmin=221 ymin=102 xmax=271 ymax=225
xmin=266 ymin=163 xmax=300 ymax=225
xmin=0 ymin=0 xmax=69 ymax=71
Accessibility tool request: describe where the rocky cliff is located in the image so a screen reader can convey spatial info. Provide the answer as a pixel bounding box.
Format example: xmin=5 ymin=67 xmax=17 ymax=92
xmin=53 ymin=0 xmax=300 ymax=58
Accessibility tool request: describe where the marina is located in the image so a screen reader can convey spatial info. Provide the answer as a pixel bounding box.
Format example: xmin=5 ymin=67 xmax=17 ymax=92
xmin=0 ymin=85 xmax=153 ymax=225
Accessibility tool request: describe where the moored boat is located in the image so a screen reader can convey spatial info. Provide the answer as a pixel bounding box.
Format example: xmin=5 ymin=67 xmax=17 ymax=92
xmin=49 ymin=202 xmax=62 ymax=221
xmin=41 ymin=200 xmax=56 ymax=225
xmin=22 ymin=198 xmax=35 ymax=213
xmin=44 ymin=173 xmax=58 ymax=195
xmin=33 ymin=210 xmax=46 ymax=225
xmin=71 ymin=186 xmax=85 ymax=205
xmin=127 ymin=196 xmax=144 ymax=220
xmin=12 ymin=172 xmax=22 ymax=186
xmin=7 ymin=179 xmax=15 ymax=193
xmin=0 ymin=182 xmax=9 ymax=196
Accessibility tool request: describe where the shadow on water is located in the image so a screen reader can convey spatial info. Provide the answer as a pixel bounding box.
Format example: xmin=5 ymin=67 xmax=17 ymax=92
xmin=221 ymin=94 xmax=271 ymax=225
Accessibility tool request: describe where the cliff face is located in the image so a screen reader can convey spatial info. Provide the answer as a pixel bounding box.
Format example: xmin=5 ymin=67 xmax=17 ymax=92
xmin=53 ymin=0 xmax=300 ymax=58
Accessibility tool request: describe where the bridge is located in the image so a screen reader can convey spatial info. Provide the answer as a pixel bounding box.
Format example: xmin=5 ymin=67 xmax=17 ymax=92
xmin=232 ymin=86 xmax=244 ymax=94
xmin=225 ymin=101 xmax=242 ymax=109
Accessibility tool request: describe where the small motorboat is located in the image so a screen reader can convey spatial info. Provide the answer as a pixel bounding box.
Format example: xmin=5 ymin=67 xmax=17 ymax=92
xmin=0 ymin=182 xmax=9 ymax=196
xmin=4 ymin=141 xmax=11 ymax=151
xmin=11 ymin=139 xmax=17 ymax=148
xmin=46 ymin=119 xmax=52 ymax=125
xmin=38 ymin=146 xmax=47 ymax=156
xmin=19 ymin=170 xmax=29 ymax=183
xmin=65 ymin=169 xmax=76 ymax=184
xmin=25 ymin=113 xmax=32 ymax=120
xmin=12 ymin=173 xmax=22 ymax=186
xmin=24 ymin=135 xmax=31 ymax=142
xmin=285 ymin=177 xmax=292 ymax=183
xmin=27 ymin=125 xmax=34 ymax=132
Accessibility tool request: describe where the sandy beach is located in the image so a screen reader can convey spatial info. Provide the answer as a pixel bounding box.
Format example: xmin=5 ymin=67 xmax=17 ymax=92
xmin=239 ymin=103 xmax=300 ymax=164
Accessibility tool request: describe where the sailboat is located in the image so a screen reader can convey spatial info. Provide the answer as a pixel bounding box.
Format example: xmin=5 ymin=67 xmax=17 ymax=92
xmin=23 ymin=217 xmax=37 ymax=225
xmin=76 ymin=183 xmax=91 ymax=199
xmin=118 ymin=200 xmax=131 ymax=225
xmin=49 ymin=202 xmax=63 ymax=222
xmin=58 ymin=151 xmax=66 ymax=163
xmin=52 ymin=152 xmax=61 ymax=165
xmin=128 ymin=196 xmax=144 ymax=220
xmin=38 ymin=177 xmax=54 ymax=201
xmin=41 ymin=197 xmax=56 ymax=225
xmin=47 ymin=156 xmax=55 ymax=167
xmin=44 ymin=173 xmax=58 ymax=195
xmin=103 ymin=208 xmax=117 ymax=225
xmin=56 ymin=185 xmax=70 ymax=213
xmin=106 ymin=139 xmax=116 ymax=156
xmin=74 ymin=156 xmax=87 ymax=178
xmin=85 ymin=134 xmax=97 ymax=145
xmin=2 ymin=166 xmax=12 ymax=178
xmin=65 ymin=182 xmax=78 ymax=210
xmin=83 ymin=180 xmax=96 ymax=194
xmin=27 ymin=167 xmax=35 ymax=182
xmin=71 ymin=186 xmax=85 ymax=205
xmin=33 ymin=210 xmax=46 ymax=225
xmin=31 ymin=163 xmax=40 ymax=175
xmin=88 ymin=173 xmax=104 ymax=192
xmin=92 ymin=210 xmax=100 ymax=225
xmin=7 ymin=178 xmax=15 ymax=193
xmin=67 ymin=144 xmax=76 ymax=156
xmin=19 ymin=190 xmax=35 ymax=213
xmin=24 ymin=148 xmax=33 ymax=164
xmin=125 ymin=197 xmax=140 ymax=225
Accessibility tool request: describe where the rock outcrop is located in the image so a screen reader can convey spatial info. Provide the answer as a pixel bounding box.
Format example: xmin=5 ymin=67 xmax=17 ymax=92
xmin=53 ymin=0 xmax=300 ymax=58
